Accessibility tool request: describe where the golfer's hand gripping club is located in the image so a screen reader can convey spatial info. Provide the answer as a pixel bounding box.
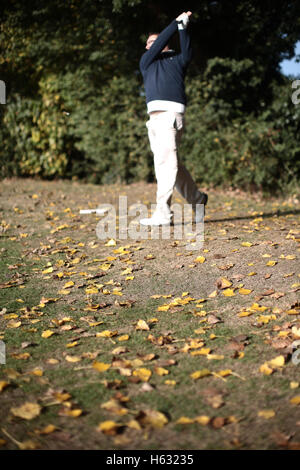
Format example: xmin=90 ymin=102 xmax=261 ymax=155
xmin=176 ymin=11 xmax=192 ymax=27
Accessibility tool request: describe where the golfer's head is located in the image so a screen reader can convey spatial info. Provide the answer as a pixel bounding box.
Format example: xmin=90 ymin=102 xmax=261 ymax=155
xmin=146 ymin=33 xmax=169 ymax=51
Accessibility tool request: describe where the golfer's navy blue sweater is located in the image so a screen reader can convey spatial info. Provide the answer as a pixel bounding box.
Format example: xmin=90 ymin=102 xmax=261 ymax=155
xmin=139 ymin=19 xmax=192 ymax=109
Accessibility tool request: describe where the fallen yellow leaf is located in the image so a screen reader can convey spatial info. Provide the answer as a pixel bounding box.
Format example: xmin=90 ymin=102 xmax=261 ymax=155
xmin=190 ymin=369 xmax=211 ymax=380
xmin=155 ymin=367 xmax=169 ymax=376
xmin=157 ymin=304 xmax=170 ymax=312
xmin=105 ymin=239 xmax=117 ymax=246
xmin=85 ymin=287 xmax=99 ymax=294
xmin=92 ymin=361 xmax=111 ymax=372
xmin=176 ymin=416 xmax=194 ymax=424
xmin=0 ymin=381 xmax=10 ymax=392
xmin=96 ymin=330 xmax=118 ymax=338
xmin=269 ymin=355 xmax=285 ymax=368
xmin=222 ymin=288 xmax=235 ymax=297
xmin=258 ymin=410 xmax=275 ymax=419
xmin=53 ymin=392 xmax=71 ymax=403
xmin=42 ymin=267 xmax=53 ymax=274
xmin=101 ymin=399 xmax=128 ymax=416
xmin=127 ymin=419 xmax=142 ymax=430
xmin=138 ymin=409 xmax=168 ymax=428
xmin=41 ymin=330 xmax=55 ymax=338
xmin=164 ymin=380 xmax=176 ymax=386
xmin=215 ymin=369 xmax=232 ymax=377
xmin=60 ymin=408 xmax=82 ymax=417
xmin=118 ymin=335 xmax=129 ymax=342
xmin=194 ymin=256 xmax=206 ymax=263
xmin=238 ymin=311 xmax=253 ymax=317
xmin=290 ymin=396 xmax=300 ymax=405
xmin=11 ymin=352 xmax=30 ymax=360
xmin=190 ymin=348 xmax=211 ymax=356
xmin=260 ymin=363 xmax=273 ymax=375
xmin=207 ymin=354 xmax=224 ymax=360
xmin=65 ymin=355 xmax=81 ymax=363
xmin=238 ymin=288 xmax=252 ymax=295
xmin=63 ymin=281 xmax=74 ymax=289
xmin=34 ymin=424 xmax=57 ymax=435
xmin=194 ymin=415 xmax=210 ymax=425
xmin=66 ymin=341 xmax=78 ymax=348
xmin=99 ymin=263 xmax=112 ymax=271
xmin=208 ymin=290 xmax=218 ymax=298
xmin=10 ymin=402 xmax=41 ymax=420
xmin=97 ymin=420 xmax=121 ymax=435
xmin=7 ymin=320 xmax=21 ymax=329
xmin=133 ymin=368 xmax=152 ymax=382
xmin=30 ymin=368 xmax=43 ymax=377
xmin=136 ymin=320 xmax=150 ymax=331
xmin=218 ymin=277 xmax=232 ymax=289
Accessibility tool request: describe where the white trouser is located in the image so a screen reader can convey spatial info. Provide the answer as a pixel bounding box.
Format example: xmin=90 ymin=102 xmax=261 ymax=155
xmin=146 ymin=111 xmax=205 ymax=220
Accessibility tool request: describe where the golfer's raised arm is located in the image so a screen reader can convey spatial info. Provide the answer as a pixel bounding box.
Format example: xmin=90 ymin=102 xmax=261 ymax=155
xmin=139 ymin=20 xmax=178 ymax=71
xmin=177 ymin=11 xmax=192 ymax=67
xmin=177 ymin=23 xmax=192 ymax=67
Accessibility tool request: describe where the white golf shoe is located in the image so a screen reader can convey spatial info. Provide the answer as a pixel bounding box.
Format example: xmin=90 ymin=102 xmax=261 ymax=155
xmin=139 ymin=212 xmax=173 ymax=226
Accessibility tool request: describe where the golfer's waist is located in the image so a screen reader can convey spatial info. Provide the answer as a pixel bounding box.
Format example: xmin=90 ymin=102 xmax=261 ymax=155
xmin=147 ymin=100 xmax=186 ymax=114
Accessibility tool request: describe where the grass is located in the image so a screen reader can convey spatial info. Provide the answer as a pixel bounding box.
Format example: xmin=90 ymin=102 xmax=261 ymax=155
xmin=0 ymin=177 xmax=299 ymax=450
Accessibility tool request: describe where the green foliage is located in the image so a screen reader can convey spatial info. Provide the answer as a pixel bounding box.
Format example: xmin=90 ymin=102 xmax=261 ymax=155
xmin=181 ymin=74 xmax=300 ymax=194
xmin=65 ymin=75 xmax=152 ymax=184
xmin=1 ymin=77 xmax=69 ymax=178
xmin=201 ymin=57 xmax=267 ymax=119
xmin=0 ymin=71 xmax=152 ymax=183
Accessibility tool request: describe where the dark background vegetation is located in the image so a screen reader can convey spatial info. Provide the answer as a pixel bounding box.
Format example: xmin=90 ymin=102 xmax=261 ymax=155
xmin=0 ymin=0 xmax=300 ymax=194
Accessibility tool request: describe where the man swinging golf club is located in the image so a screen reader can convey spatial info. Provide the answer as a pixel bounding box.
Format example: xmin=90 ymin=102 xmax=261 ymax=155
xmin=139 ymin=11 xmax=208 ymax=226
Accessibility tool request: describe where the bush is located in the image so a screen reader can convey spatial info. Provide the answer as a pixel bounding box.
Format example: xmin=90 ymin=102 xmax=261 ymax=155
xmin=0 ymin=62 xmax=299 ymax=195
xmin=59 ymin=73 xmax=153 ymax=184
xmin=0 ymin=77 xmax=69 ymax=178
xmin=180 ymin=70 xmax=300 ymax=194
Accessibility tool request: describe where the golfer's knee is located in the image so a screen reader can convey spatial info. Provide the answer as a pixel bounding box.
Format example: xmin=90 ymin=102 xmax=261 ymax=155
xmin=156 ymin=147 xmax=177 ymax=163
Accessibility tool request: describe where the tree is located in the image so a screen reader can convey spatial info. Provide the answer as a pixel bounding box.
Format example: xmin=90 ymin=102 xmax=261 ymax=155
xmin=0 ymin=0 xmax=299 ymax=191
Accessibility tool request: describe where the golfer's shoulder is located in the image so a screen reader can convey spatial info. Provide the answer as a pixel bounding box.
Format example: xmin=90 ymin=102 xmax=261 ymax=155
xmin=139 ymin=51 xmax=147 ymax=63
